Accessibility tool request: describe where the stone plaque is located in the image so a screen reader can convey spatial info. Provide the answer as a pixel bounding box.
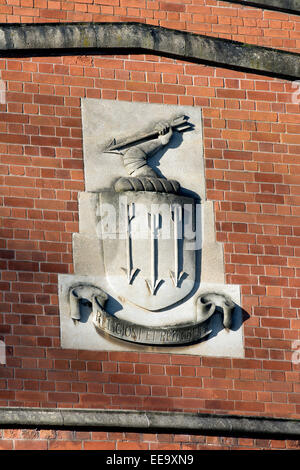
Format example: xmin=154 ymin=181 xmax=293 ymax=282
xmin=58 ymin=99 xmax=244 ymax=357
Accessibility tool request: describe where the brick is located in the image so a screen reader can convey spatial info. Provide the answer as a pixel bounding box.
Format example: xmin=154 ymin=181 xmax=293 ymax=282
xmin=259 ymin=276 xmax=288 ymax=287
xmin=117 ymin=442 xmax=149 ymax=450
xmin=3 ymin=71 xmax=32 ymax=82
xmin=247 ymin=91 xmax=277 ymax=101
xmin=0 ymin=440 xmax=13 ymax=450
xmin=49 ymin=441 xmax=82 ymax=450
xmin=15 ymin=440 xmax=48 ymax=450
xmin=142 ymin=375 xmax=171 ymax=385
xmin=252 ymin=132 xmax=280 ymax=143
xmin=263 ymin=360 xmax=292 ymax=371
xmin=15 ymin=391 xmax=47 ymax=402
xmin=84 ymin=441 xmax=115 ymax=450
xmin=156 ymin=83 xmax=185 ymax=94
xmin=8 ymin=261 xmax=39 ymax=272
xmin=160 ymin=2 xmax=185 ymax=12
xmin=0 ymin=134 xmax=29 ymax=145
xmin=48 ymin=392 xmax=78 ymax=403
xmin=235 ymin=401 xmax=265 ymax=412
xmin=110 ymin=373 xmax=140 ymax=384
xmin=139 ymin=353 xmax=170 ymax=364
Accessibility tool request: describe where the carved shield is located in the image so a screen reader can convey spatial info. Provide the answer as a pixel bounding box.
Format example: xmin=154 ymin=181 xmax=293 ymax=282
xmin=98 ymin=190 xmax=200 ymax=311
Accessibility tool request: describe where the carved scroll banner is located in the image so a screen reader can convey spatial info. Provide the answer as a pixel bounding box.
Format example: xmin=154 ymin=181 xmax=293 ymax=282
xmin=92 ymin=291 xmax=235 ymax=346
xmin=67 ymin=283 xmax=235 ymax=346
xmin=196 ymin=293 xmax=235 ymax=330
xmin=93 ymin=308 xmax=211 ymax=346
xmin=69 ymin=285 xmax=107 ymax=321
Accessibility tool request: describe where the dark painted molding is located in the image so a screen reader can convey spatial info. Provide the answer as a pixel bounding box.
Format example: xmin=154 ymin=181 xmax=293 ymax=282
xmin=0 ymin=22 xmax=299 ymax=80
xmin=0 ymin=408 xmax=299 ymax=438
xmin=226 ymin=0 xmax=300 ymax=14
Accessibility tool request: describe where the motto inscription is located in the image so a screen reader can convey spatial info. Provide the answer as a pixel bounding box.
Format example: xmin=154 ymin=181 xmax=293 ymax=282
xmin=93 ymin=309 xmax=211 ymax=346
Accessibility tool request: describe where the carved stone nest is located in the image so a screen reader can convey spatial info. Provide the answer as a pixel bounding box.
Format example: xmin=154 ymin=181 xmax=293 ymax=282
xmin=114 ymin=176 xmax=180 ymax=194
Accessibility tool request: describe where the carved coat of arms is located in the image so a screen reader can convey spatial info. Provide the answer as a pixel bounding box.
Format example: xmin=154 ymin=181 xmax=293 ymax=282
xmin=58 ymin=100 xmax=242 ymax=354
xmin=99 ymin=117 xmax=197 ymax=311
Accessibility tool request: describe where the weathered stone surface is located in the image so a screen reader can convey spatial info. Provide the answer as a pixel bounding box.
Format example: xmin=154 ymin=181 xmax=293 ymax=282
xmin=0 ymin=22 xmax=298 ymax=79
xmin=73 ymin=234 xmax=104 ymax=276
xmin=0 ymin=407 xmax=299 ymax=438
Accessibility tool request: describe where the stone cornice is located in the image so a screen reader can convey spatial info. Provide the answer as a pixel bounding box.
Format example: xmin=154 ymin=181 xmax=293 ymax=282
xmin=0 ymin=22 xmax=299 ymax=80
xmin=0 ymin=408 xmax=299 ymax=438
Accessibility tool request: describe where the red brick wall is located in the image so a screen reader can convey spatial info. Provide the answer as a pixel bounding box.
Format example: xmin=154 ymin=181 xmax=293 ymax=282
xmin=1 ymin=428 xmax=300 ymax=450
xmin=0 ymin=0 xmax=300 ymax=451
xmin=0 ymin=1 xmax=300 ymax=52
